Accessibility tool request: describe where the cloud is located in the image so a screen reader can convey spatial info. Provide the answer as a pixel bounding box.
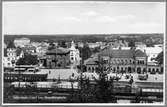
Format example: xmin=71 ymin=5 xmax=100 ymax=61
xmin=81 ymin=11 xmax=99 ymax=16
xmin=115 ymin=14 xmax=135 ymax=20
xmin=63 ymin=16 xmax=81 ymax=22
xmin=133 ymin=22 xmax=159 ymax=28
xmin=95 ymin=14 xmax=135 ymax=23
xmin=131 ymin=22 xmax=163 ymax=33
xmin=95 ymin=16 xmax=116 ymax=23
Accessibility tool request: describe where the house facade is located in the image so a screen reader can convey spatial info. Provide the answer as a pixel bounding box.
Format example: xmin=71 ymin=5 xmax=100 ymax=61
xmin=39 ymin=48 xmax=70 ymax=68
xmin=84 ymin=46 xmax=162 ymax=74
xmin=70 ymin=41 xmax=80 ymax=65
xmin=3 ymin=41 xmax=24 ymax=67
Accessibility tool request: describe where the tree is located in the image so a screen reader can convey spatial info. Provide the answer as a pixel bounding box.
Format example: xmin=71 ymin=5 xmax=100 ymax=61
xmin=58 ymin=40 xmax=67 ymax=48
xmin=128 ymin=40 xmax=135 ymax=47
xmin=92 ymin=46 xmax=100 ymax=53
xmin=93 ymin=56 xmax=116 ymax=103
xmin=155 ymin=51 xmax=163 ymax=65
xmin=16 ymin=53 xmax=38 ymax=65
xmin=80 ymin=43 xmax=92 ymax=61
xmin=48 ymin=42 xmax=55 ymax=50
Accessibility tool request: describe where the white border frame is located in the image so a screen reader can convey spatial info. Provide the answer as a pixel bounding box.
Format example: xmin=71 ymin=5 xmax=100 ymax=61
xmin=1 ymin=1 xmax=166 ymax=106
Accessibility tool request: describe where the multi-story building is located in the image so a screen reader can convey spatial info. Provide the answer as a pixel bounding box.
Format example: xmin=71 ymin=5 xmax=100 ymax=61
xmin=84 ymin=46 xmax=162 ymax=74
xmin=39 ymin=47 xmax=70 ymax=69
xmin=70 ymin=41 xmax=80 ymax=65
xmin=14 ymin=37 xmax=30 ymax=47
xmin=3 ymin=41 xmax=24 ymax=67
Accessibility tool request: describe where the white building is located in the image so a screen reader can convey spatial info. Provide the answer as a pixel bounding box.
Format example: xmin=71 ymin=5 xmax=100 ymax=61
xmin=3 ymin=42 xmax=24 ymax=67
xmin=69 ymin=41 xmax=81 ymax=65
xmin=136 ymin=42 xmax=163 ymax=63
xmin=144 ymin=47 xmax=163 ymax=63
xmin=14 ymin=37 xmax=30 ymax=47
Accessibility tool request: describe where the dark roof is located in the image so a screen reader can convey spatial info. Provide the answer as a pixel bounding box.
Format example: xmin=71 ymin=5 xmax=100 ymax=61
xmin=99 ymin=46 xmax=147 ymax=58
xmin=7 ymin=41 xmax=16 ymax=49
xmin=84 ymin=57 xmax=98 ymax=65
xmin=99 ymin=48 xmax=135 ymax=58
xmin=46 ymin=48 xmax=69 ymax=55
xmin=135 ymin=49 xmax=147 ymax=57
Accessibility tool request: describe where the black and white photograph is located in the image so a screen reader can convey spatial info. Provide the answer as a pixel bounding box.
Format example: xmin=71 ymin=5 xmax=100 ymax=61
xmin=2 ymin=1 xmax=165 ymax=105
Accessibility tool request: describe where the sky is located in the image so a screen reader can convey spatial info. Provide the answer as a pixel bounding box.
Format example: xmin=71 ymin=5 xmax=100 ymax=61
xmin=3 ymin=1 xmax=165 ymax=34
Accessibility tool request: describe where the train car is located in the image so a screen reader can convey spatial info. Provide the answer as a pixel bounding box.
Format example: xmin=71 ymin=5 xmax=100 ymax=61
xmin=10 ymin=81 xmax=79 ymax=90
xmin=4 ymin=72 xmax=48 ymax=82
xmin=113 ymin=82 xmax=131 ymax=94
xmin=141 ymin=88 xmax=163 ymax=97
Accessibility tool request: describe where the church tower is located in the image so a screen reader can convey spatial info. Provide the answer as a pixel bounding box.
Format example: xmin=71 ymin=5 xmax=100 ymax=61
xmin=6 ymin=41 xmax=17 ymax=67
xmin=70 ymin=41 xmax=80 ymax=65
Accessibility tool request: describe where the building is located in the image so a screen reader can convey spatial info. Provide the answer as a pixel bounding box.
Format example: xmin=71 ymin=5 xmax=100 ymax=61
xmin=3 ymin=41 xmax=24 ymax=67
xmin=22 ymin=46 xmax=36 ymax=54
xmin=87 ymin=42 xmax=101 ymax=49
xmin=135 ymin=42 xmax=147 ymax=49
xmin=69 ymin=41 xmax=81 ymax=65
xmin=4 ymin=65 xmax=47 ymax=82
xmin=143 ymin=46 xmax=163 ymax=63
xmin=40 ymin=48 xmax=70 ymax=68
xmin=84 ymin=46 xmax=162 ymax=74
xmin=14 ymin=37 xmax=31 ymax=47
xmin=108 ymin=40 xmax=129 ymax=48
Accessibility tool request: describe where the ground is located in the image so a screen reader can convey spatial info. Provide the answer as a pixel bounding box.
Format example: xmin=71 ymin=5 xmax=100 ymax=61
xmin=37 ymin=68 xmax=79 ymax=80
xmin=36 ymin=68 xmax=163 ymax=83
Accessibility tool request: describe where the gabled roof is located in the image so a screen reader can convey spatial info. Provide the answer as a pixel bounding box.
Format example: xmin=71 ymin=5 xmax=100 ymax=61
xmin=135 ymin=49 xmax=147 ymax=57
xmin=84 ymin=57 xmax=98 ymax=65
xmin=99 ymin=47 xmax=135 ymax=58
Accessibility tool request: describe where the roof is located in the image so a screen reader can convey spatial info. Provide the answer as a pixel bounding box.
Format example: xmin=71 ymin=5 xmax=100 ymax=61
xmin=84 ymin=57 xmax=98 ymax=65
xmin=135 ymin=49 xmax=147 ymax=57
xmin=145 ymin=47 xmax=162 ymax=54
xmin=7 ymin=41 xmax=16 ymax=49
xmin=46 ymin=48 xmax=70 ymax=55
xmin=99 ymin=46 xmax=147 ymax=58
xmin=99 ymin=47 xmax=135 ymax=58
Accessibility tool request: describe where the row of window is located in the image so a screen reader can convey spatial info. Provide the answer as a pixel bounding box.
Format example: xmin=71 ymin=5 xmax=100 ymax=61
xmin=87 ymin=66 xmax=161 ymax=72
xmin=4 ymin=76 xmax=47 ymax=82
xmin=7 ymin=53 xmax=16 ymax=56
xmin=103 ymin=59 xmax=135 ymax=64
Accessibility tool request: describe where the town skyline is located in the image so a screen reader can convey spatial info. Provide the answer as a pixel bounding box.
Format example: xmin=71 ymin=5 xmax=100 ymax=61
xmin=2 ymin=1 xmax=165 ymax=104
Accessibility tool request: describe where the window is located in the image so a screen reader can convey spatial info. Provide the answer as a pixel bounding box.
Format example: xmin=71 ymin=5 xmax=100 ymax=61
xmin=129 ymin=60 xmax=132 ymax=63
xmin=121 ymin=60 xmax=123 ymax=64
xmin=125 ymin=60 xmax=127 ymax=63
xmin=92 ymin=67 xmax=94 ymax=72
xmin=7 ymin=58 xmax=10 ymax=61
xmin=113 ymin=67 xmax=116 ymax=71
xmin=88 ymin=67 xmax=91 ymax=71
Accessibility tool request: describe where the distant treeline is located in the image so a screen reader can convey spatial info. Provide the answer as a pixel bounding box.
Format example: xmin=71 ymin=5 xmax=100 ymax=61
xmin=4 ymin=33 xmax=164 ymax=44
